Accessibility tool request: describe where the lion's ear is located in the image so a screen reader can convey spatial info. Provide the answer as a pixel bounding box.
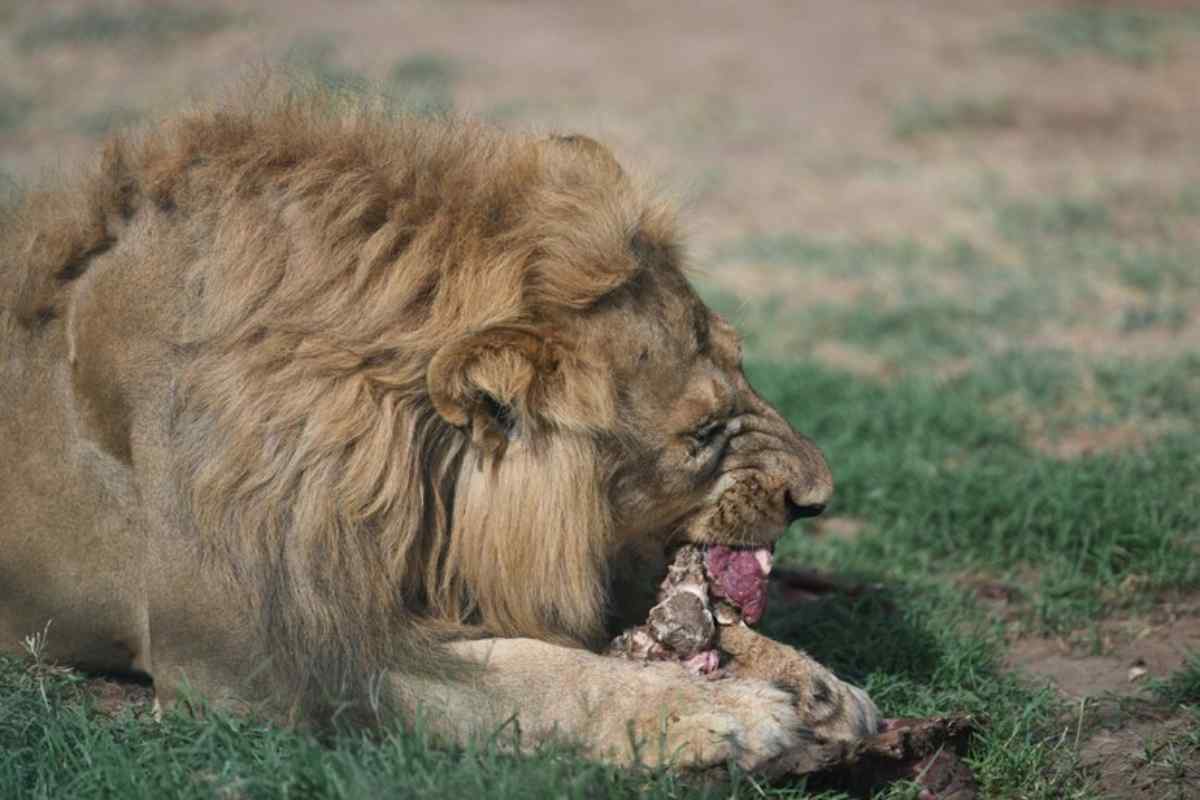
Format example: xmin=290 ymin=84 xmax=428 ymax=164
xmin=427 ymin=326 xmax=553 ymax=456
xmin=545 ymin=134 xmax=624 ymax=178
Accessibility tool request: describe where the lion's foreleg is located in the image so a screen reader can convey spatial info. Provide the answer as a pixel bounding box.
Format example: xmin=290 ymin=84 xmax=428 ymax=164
xmin=389 ymin=637 xmax=807 ymax=771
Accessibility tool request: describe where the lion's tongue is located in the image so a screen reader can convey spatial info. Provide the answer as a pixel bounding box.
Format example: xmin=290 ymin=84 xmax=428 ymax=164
xmin=703 ymin=545 xmax=773 ymax=625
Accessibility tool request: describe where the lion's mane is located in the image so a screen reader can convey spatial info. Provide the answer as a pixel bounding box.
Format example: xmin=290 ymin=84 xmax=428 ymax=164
xmin=0 ymin=84 xmax=683 ymax=719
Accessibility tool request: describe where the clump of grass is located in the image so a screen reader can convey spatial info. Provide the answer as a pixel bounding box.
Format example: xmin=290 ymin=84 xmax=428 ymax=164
xmin=995 ymin=196 xmax=1111 ymax=241
xmin=805 ymin=299 xmax=986 ymax=363
xmin=892 ymin=94 xmax=1016 ymax=140
xmin=997 ymin=8 xmax=1200 ymax=66
xmin=1119 ymin=302 xmax=1189 ymax=333
xmin=1178 ymin=184 xmax=1200 ymax=215
xmin=391 ymin=53 xmax=457 ymax=86
xmin=18 ymin=6 xmax=233 ymax=51
xmin=285 ymin=34 xmax=371 ymax=94
xmin=1151 ymin=653 xmax=1200 ymax=706
xmin=388 ymin=53 xmax=458 ymax=115
xmin=74 ymin=107 xmax=142 ymax=138
xmin=716 ymin=233 xmax=929 ymax=274
xmin=1115 ymin=246 xmax=1200 ymax=293
xmin=1094 ymin=354 xmax=1200 ymax=421
xmin=0 ymin=87 xmax=33 ymax=134
xmin=0 ymin=170 xmax=19 ymax=207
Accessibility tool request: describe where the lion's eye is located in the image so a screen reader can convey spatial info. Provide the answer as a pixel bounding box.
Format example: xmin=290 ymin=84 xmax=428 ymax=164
xmin=691 ymin=420 xmax=724 ymax=448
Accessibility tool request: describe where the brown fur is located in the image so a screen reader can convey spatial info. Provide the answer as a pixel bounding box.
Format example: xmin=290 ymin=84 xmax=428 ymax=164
xmin=2 ymin=85 xmax=671 ymax=713
xmin=0 ymin=83 xmax=872 ymax=760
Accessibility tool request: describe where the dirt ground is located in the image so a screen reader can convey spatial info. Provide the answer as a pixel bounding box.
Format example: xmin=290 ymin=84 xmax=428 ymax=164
xmin=3 ymin=0 xmax=1199 ymax=796
xmin=999 ymin=593 xmax=1200 ymax=798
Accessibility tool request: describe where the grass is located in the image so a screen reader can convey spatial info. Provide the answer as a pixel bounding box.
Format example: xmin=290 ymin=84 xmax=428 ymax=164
xmin=705 ymin=173 xmax=1200 ymax=635
xmin=712 ymin=178 xmax=1200 ymax=379
xmin=0 ymin=655 xmax=719 ymax=800
xmin=996 ymin=7 xmax=1200 ymax=66
xmin=282 ymin=40 xmax=457 ymax=114
xmin=74 ymin=107 xmax=142 ymax=139
xmin=1153 ymin=654 xmax=1200 ymax=707
xmin=716 ymin=233 xmax=932 ymax=275
xmin=388 ymin=53 xmax=457 ymax=114
xmin=0 ymin=87 xmax=33 ymax=134
xmin=285 ymin=35 xmax=371 ymax=94
xmin=892 ymin=94 xmax=1016 ymax=140
xmin=17 ymin=6 xmax=233 ymax=51
xmin=3 ymin=214 xmax=1198 ymax=800
xmin=756 ymin=359 xmax=1200 ymax=632
xmin=4 ymin=352 xmax=1166 ymax=800
xmin=5 ymin=342 xmax=1197 ymax=797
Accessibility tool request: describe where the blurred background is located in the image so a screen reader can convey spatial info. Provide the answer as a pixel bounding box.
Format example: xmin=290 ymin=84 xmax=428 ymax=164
xmin=2 ymin=2 xmax=1199 ymax=797
xmin=3 ymin=0 xmax=1199 ymax=381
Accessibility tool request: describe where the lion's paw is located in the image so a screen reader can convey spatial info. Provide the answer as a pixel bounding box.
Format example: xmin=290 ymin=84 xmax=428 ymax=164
xmin=614 ymin=674 xmax=806 ymax=772
xmin=846 ymin=682 xmax=882 ymax=736
xmin=716 ymin=623 xmax=881 ymax=744
xmin=788 ymin=665 xmax=880 ymax=743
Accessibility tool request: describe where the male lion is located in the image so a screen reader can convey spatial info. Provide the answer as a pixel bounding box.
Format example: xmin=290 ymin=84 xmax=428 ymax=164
xmin=0 ymin=89 xmax=877 ymax=771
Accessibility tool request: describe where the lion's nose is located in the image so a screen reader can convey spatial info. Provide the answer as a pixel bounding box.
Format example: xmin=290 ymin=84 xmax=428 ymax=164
xmin=785 ymin=492 xmax=826 ymax=523
xmin=782 ymin=431 xmax=834 ymax=525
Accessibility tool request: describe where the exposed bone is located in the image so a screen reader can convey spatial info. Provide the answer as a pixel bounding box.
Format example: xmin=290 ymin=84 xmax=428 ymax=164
xmin=606 ymin=544 xmax=766 ymax=674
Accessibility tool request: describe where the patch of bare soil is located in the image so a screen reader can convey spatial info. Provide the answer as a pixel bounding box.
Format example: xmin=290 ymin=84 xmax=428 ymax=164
xmin=1006 ymin=606 xmax=1200 ymax=699
xmin=1033 ymin=318 xmax=1200 ymax=361
xmin=809 ymin=515 xmax=869 ymax=541
xmin=811 ymin=341 xmax=894 ymax=381
xmin=700 ymin=264 xmax=879 ymax=308
xmin=1080 ymin=712 xmax=1198 ymax=800
xmin=1032 ymin=421 xmax=1155 ymax=460
xmin=1006 ymin=603 xmax=1200 ymax=799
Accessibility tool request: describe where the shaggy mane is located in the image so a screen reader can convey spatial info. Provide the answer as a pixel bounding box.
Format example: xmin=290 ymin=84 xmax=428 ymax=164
xmin=0 ymin=83 xmax=684 ymax=719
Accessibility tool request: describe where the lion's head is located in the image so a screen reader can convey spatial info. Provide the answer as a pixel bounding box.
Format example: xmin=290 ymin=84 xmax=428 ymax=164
xmin=38 ymin=90 xmax=834 ymax=716
xmin=417 ymin=136 xmax=834 ymax=645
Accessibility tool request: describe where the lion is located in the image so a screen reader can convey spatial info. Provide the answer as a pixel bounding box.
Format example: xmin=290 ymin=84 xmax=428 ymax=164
xmin=0 ymin=86 xmax=878 ymax=771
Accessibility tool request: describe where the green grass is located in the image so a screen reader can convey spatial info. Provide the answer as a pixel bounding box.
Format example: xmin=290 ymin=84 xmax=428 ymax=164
xmin=1178 ymin=184 xmax=1200 ymax=215
xmin=994 ymin=196 xmax=1111 ymax=240
xmin=17 ymin=6 xmax=233 ymax=51
xmin=0 ymin=655 xmax=721 ymax=800
xmin=0 ymin=87 xmax=33 ymax=134
xmin=281 ymin=41 xmax=457 ymax=114
xmin=6 ymin=348 xmax=1197 ymax=798
xmin=892 ymin=94 xmax=1016 ymax=140
xmin=388 ymin=53 xmax=457 ymax=115
xmin=0 ymin=170 xmax=19 ymax=210
xmin=716 ymin=233 xmax=932 ymax=275
xmin=997 ymin=7 xmax=1200 ymax=66
xmin=284 ymin=35 xmax=371 ymax=95
xmin=706 ymin=176 xmax=1200 ymax=640
xmin=1153 ymin=654 xmax=1200 ymax=707
xmin=74 ymin=107 xmax=142 ymax=139
xmin=757 ymin=359 xmax=1200 ymax=630
xmin=712 ymin=180 xmax=1200 ymax=379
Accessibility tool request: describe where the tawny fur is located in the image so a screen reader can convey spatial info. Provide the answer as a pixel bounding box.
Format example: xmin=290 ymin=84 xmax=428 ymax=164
xmin=0 ymin=85 xmax=672 ymax=716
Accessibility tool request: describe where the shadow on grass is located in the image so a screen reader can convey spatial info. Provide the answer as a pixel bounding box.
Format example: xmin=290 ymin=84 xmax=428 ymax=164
xmin=761 ymin=585 xmax=945 ymax=690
